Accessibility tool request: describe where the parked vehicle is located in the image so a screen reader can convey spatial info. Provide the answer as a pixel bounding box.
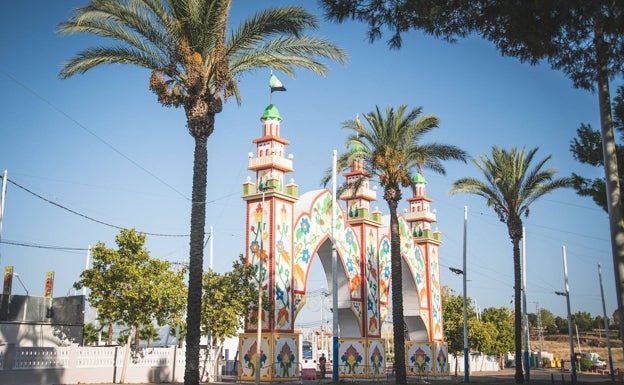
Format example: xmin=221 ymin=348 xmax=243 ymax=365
xmin=583 ymin=352 xmax=607 ymax=370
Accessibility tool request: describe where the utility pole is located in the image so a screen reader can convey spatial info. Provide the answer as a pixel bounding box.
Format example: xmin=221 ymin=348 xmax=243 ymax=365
xmin=462 ymin=206 xmax=469 ymax=382
xmin=0 ymin=170 xmax=7 ymax=264
xmin=598 ymin=264 xmax=615 ymax=381
xmin=534 ymin=302 xmax=544 ymax=367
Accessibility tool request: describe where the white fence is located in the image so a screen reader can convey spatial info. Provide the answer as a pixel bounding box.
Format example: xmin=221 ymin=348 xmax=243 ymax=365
xmin=0 ymin=344 xmax=222 ymax=385
xmin=448 ymin=353 xmax=502 ymax=373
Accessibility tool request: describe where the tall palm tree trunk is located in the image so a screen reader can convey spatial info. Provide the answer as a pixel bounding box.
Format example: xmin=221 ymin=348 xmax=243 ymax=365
xmin=389 ymin=199 xmax=406 ymax=384
xmin=185 ymin=133 xmax=208 ymax=385
xmin=512 ymin=238 xmax=524 ymax=384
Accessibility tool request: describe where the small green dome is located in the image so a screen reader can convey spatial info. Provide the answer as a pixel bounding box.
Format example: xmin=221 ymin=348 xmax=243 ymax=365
xmin=261 ymin=104 xmax=282 ymax=121
xmin=350 ymin=142 xmax=364 ymax=153
xmin=412 ymin=173 xmax=427 ymax=184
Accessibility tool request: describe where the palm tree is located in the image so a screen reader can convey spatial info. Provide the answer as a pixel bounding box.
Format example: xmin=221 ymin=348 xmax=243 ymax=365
xmin=449 ymin=146 xmax=573 ymax=383
xmin=329 ymin=105 xmax=467 ymax=384
xmin=139 ymin=323 xmax=162 ymax=348
xmin=58 ymin=1 xmax=346 ymax=384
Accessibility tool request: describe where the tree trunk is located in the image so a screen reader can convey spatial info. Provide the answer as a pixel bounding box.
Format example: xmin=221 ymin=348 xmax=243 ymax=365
xmin=184 ymin=133 xmax=209 ymax=385
xmin=512 ymin=237 xmax=524 ymax=383
xmin=594 ymin=21 xmax=624 ymax=358
xmin=120 ymin=325 xmax=134 ymax=384
xmin=107 ymin=323 xmax=113 ymax=345
xmin=388 ymin=198 xmax=406 ymax=384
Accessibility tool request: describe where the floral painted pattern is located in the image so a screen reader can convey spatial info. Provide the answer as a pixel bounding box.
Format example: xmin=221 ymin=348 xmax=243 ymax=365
xmin=275 ymin=341 xmax=296 ymax=377
xmin=248 ymin=201 xmax=269 ymax=325
xmin=436 ymin=343 xmax=449 ymax=374
xmin=341 ymin=344 xmax=363 ymax=374
xmin=274 ymin=202 xmax=293 ymax=330
xmin=292 ymin=191 xmax=360 ymax=323
xmin=365 ymin=228 xmax=380 ymax=336
xmin=243 ymin=340 xmax=267 ymax=377
xmin=410 ymin=346 xmax=431 ymax=374
xmin=429 ymin=245 xmax=443 ymax=340
xmin=369 ymin=344 xmax=384 ymax=375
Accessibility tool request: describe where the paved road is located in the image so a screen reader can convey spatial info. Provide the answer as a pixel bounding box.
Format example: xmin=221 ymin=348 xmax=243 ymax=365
xmin=88 ymin=368 xmax=618 ymax=384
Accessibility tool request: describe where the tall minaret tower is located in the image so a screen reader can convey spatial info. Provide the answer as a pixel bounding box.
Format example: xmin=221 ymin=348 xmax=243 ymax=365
xmin=403 ymin=172 xmax=444 ymax=341
xmin=338 ymin=145 xmax=383 ymax=338
xmin=242 ymin=103 xmax=298 ymax=333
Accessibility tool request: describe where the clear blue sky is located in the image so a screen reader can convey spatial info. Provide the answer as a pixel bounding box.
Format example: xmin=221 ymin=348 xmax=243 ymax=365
xmin=0 ymin=1 xmax=616 ymax=330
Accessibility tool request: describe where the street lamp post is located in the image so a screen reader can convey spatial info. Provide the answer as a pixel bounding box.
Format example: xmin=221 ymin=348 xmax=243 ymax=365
xmin=13 ymin=272 xmax=28 ymax=322
xmin=598 ymin=264 xmax=615 ymax=381
xmin=331 ymin=150 xmax=339 ymax=382
xmin=556 ymin=246 xmax=576 ymax=384
xmin=450 ymin=207 xmax=469 ymax=384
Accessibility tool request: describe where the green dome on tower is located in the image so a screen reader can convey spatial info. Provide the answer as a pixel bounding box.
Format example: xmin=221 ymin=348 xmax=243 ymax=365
xmin=350 ymin=142 xmax=364 ymax=153
xmin=412 ymin=173 xmax=427 ymax=184
xmin=261 ymin=104 xmax=282 ymax=121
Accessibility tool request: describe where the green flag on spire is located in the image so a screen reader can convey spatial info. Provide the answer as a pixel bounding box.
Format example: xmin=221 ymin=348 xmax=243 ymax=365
xmin=269 ymin=73 xmax=286 ymax=92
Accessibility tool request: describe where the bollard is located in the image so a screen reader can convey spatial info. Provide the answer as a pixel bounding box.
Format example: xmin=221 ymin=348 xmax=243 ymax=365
xmin=561 ymin=374 xmax=565 ymax=384
xmin=551 ymin=373 xmax=554 ymax=384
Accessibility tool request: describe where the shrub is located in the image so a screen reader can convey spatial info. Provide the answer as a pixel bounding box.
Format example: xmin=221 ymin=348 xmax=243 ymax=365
xmin=580 ymin=357 xmax=592 ymax=372
xmin=542 ymin=357 xmax=552 ymax=368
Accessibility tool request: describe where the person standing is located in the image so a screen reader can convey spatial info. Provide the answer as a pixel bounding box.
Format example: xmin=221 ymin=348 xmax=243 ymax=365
xmin=319 ymin=353 xmax=327 ymax=379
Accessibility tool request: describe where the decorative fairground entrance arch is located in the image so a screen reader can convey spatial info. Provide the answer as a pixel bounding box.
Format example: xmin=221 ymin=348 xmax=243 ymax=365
xmin=239 ymin=104 xmax=449 ymax=381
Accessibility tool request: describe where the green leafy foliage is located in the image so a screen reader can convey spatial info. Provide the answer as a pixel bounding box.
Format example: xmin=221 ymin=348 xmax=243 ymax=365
xmin=83 ymin=322 xmax=101 ymax=346
xmin=74 ymin=228 xmax=187 ymax=334
xmin=201 ymin=254 xmax=268 ymax=343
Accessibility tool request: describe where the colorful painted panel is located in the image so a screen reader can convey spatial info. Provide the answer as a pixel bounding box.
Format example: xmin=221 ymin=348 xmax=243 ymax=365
xmin=292 ymin=191 xmax=361 ymax=318
xmin=415 ymin=245 xmax=428 ymax=309
xmin=434 ymin=341 xmax=450 ymax=376
xmin=273 ymin=334 xmax=300 ymax=380
xmin=429 ymin=245 xmax=443 ymax=340
xmin=364 ymin=227 xmax=380 ymax=337
xmin=338 ymin=338 xmax=366 ymax=378
xmin=378 ymin=237 xmax=391 ymax=305
xmin=367 ymin=339 xmax=385 ymax=378
xmin=239 ymin=333 xmax=271 ymax=381
xmin=274 ymin=201 xmax=293 ymax=330
xmin=406 ymin=342 xmax=433 ymax=377
xmin=247 ymin=201 xmax=270 ymax=327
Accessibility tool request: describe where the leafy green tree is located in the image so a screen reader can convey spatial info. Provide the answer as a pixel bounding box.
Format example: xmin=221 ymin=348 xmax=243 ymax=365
xmin=467 ymin=318 xmax=497 ymax=355
xmin=570 ymin=85 xmax=624 ymax=215
xmin=450 ymin=146 xmax=573 ymax=382
xmin=328 ymin=106 xmax=467 ymax=384
xmin=572 ymin=311 xmax=594 ymax=332
xmin=201 ymin=255 xmax=265 ymax=380
xmin=74 ymin=228 xmax=187 ymax=330
xmin=320 ymin=0 xmax=624 ymax=359
xmin=555 ymin=316 xmax=568 ymax=334
xmin=539 ymin=308 xmax=557 ymax=335
xmin=481 ymin=307 xmax=514 ymax=368
xmin=441 ymin=287 xmax=474 ymax=375
xmin=58 ymin=2 xmax=347 ymax=383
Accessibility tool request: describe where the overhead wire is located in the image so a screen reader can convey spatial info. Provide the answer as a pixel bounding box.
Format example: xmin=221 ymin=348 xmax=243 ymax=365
xmin=1 ymin=69 xmax=190 ymax=202
xmin=7 ymin=178 xmax=189 ymax=237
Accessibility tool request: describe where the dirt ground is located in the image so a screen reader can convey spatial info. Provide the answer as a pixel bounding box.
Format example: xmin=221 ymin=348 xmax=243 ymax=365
xmin=539 ymin=333 xmax=623 ymax=368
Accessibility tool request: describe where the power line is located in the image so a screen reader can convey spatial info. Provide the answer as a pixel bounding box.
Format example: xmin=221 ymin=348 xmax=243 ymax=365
xmin=0 ymin=239 xmax=87 ymax=252
xmin=7 ymin=178 xmax=189 ymax=237
xmin=1 ymin=69 xmax=190 ymax=201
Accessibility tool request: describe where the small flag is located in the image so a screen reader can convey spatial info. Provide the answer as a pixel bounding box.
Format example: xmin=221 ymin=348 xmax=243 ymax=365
xmin=44 ymin=271 xmax=55 ymax=299
xmin=269 ymin=73 xmax=286 ymax=93
xmin=3 ymin=266 xmax=13 ymax=295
